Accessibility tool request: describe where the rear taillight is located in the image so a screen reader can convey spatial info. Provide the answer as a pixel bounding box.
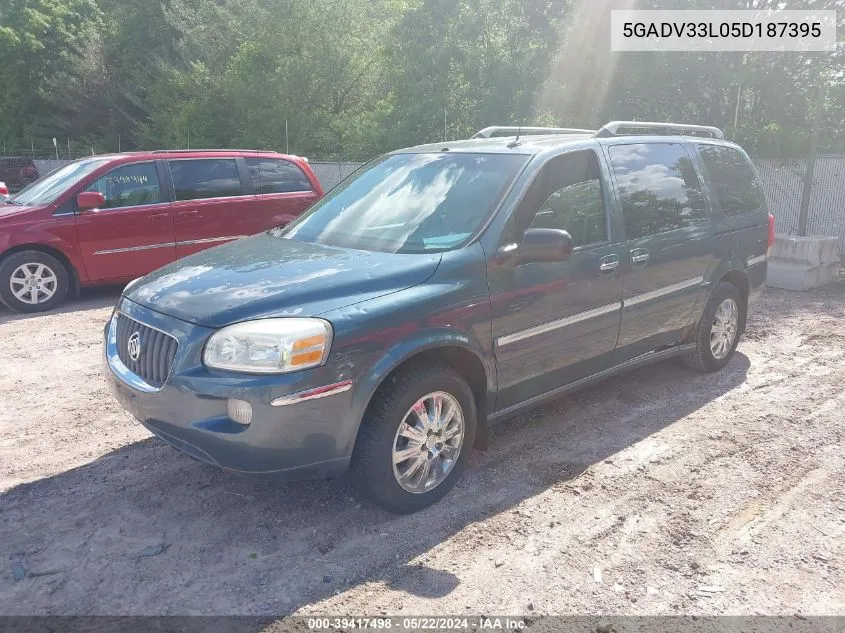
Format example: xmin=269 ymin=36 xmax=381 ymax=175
xmin=767 ymin=213 xmax=775 ymax=254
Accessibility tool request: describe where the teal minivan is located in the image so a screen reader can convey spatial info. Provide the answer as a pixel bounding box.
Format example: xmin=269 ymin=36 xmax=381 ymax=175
xmin=106 ymin=121 xmax=774 ymax=513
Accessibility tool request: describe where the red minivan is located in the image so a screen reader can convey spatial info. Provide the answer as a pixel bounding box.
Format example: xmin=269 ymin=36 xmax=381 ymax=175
xmin=0 ymin=150 xmax=323 ymax=312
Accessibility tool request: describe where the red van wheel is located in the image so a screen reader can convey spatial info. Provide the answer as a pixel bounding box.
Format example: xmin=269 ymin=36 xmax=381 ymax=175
xmin=0 ymin=250 xmax=70 ymax=313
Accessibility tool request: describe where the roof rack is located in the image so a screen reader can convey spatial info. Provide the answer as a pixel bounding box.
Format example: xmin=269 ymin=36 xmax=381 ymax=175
xmin=595 ymin=121 xmax=724 ymax=139
xmin=471 ymin=126 xmax=596 ymax=139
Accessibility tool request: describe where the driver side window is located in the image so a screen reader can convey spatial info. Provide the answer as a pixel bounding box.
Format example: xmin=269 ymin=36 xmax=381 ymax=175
xmin=515 ymin=150 xmax=608 ymax=248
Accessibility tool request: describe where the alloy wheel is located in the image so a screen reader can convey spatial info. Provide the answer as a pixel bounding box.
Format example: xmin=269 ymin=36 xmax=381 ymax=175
xmin=9 ymin=263 xmax=58 ymax=305
xmin=392 ymin=391 xmax=465 ymax=494
xmin=710 ymin=297 xmax=739 ymax=360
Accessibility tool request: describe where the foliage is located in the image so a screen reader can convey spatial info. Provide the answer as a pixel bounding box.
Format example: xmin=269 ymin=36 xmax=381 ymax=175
xmin=541 ymin=0 xmax=845 ymax=157
xmin=1 ymin=0 xmax=843 ymax=158
xmin=0 ymin=0 xmax=102 ymax=145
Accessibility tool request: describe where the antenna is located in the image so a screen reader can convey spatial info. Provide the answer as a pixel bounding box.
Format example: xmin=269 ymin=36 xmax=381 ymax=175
xmin=507 ymin=124 xmax=522 ymax=148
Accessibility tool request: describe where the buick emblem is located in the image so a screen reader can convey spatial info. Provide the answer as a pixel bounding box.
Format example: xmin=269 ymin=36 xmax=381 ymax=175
xmin=127 ymin=332 xmax=142 ymax=362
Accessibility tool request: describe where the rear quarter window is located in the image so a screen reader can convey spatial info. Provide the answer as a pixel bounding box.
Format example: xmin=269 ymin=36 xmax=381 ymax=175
xmin=697 ymin=144 xmax=766 ymax=216
xmin=246 ymin=157 xmax=313 ymax=194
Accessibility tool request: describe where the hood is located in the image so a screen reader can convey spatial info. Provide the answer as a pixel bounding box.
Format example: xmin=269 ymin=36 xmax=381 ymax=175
xmin=127 ymin=232 xmax=442 ymax=327
xmin=0 ymin=202 xmax=40 ymax=221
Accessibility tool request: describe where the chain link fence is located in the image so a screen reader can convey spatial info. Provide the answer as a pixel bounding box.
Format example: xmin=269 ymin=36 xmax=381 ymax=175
xmin=0 ymin=141 xmax=98 ymax=192
xmin=1 ymin=143 xmax=99 ymax=161
xmin=0 ymin=157 xmax=41 ymax=193
xmin=754 ymin=155 xmax=845 ymax=255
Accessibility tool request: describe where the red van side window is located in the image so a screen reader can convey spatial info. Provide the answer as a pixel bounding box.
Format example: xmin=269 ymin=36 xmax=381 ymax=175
xmin=246 ymin=158 xmax=313 ymax=194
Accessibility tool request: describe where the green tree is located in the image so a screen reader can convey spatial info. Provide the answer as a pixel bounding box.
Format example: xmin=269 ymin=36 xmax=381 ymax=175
xmin=0 ymin=0 xmax=102 ymax=147
xmin=379 ymin=0 xmax=567 ymax=149
xmin=2 ymin=0 xmax=842 ymax=159
xmin=136 ymin=0 xmax=398 ymax=158
xmin=541 ymin=0 xmax=845 ymax=156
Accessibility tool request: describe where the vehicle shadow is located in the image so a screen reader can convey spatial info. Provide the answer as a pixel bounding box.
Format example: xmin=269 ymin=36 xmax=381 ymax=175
xmin=0 ymin=353 xmax=751 ymax=616
xmin=0 ymin=286 xmax=121 ymax=324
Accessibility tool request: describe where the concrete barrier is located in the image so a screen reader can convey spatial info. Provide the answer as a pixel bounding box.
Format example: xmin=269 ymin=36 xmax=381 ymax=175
xmin=767 ymin=234 xmax=840 ymax=291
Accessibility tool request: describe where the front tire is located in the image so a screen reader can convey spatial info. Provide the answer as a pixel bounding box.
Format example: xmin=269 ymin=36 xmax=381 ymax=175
xmin=682 ymin=281 xmax=743 ymax=372
xmin=350 ymin=364 xmax=477 ymax=514
xmin=0 ymin=250 xmax=70 ymax=313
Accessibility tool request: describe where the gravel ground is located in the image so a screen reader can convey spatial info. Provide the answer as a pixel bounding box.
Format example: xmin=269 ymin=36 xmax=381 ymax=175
xmin=1 ymin=282 xmax=844 ymax=616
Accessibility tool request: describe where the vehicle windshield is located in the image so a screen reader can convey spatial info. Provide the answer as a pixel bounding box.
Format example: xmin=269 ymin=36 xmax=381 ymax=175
xmin=10 ymin=158 xmax=112 ymax=207
xmin=279 ymin=152 xmax=529 ymax=253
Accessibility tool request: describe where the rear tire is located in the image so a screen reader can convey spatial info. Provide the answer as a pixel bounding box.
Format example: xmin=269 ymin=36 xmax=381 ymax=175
xmin=682 ymin=282 xmax=743 ymax=373
xmin=350 ymin=364 xmax=477 ymax=514
xmin=0 ymin=250 xmax=70 ymax=313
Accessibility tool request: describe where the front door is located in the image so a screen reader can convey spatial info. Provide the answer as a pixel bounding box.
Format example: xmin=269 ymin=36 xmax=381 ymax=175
xmin=168 ymin=157 xmax=254 ymax=258
xmin=604 ymin=142 xmax=714 ymax=362
xmin=489 ymin=148 xmax=624 ymax=413
xmin=75 ymin=161 xmax=175 ymax=282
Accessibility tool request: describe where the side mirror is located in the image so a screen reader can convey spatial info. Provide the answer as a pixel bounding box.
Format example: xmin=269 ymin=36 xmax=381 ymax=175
xmin=516 ymin=228 xmax=573 ymax=263
xmin=77 ymin=191 xmax=105 ymax=211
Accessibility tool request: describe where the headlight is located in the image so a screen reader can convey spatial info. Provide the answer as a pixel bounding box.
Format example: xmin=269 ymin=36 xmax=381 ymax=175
xmin=203 ymin=318 xmax=333 ymax=374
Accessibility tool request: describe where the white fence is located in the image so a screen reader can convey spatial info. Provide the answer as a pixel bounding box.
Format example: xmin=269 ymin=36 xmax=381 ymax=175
xmin=309 ymin=161 xmax=362 ymax=191
xmin=755 ymin=156 xmax=845 ymax=255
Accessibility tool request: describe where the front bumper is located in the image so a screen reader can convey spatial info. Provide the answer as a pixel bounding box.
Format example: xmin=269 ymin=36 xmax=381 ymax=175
xmin=104 ymin=298 xmax=360 ymax=480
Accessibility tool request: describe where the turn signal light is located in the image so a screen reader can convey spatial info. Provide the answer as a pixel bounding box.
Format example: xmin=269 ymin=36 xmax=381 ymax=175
xmin=291 ymin=334 xmax=328 ymax=367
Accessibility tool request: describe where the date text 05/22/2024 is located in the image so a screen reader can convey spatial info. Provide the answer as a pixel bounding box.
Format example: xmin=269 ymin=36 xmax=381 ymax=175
xmin=306 ymin=617 xmax=529 ymax=630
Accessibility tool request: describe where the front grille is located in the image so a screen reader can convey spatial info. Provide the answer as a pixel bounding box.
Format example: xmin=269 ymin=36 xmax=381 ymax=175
xmin=114 ymin=313 xmax=178 ymax=389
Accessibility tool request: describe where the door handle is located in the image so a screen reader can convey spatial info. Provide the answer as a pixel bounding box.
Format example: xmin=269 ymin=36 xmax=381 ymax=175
xmin=631 ymin=249 xmax=650 ymax=265
xmin=175 ymin=209 xmax=200 ymax=224
xmin=148 ymin=212 xmax=169 ymax=221
xmin=599 ymin=254 xmax=619 ymax=273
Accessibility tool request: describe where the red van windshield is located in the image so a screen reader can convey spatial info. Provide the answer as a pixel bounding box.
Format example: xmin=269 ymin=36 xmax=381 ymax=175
xmin=11 ymin=158 xmax=111 ymax=207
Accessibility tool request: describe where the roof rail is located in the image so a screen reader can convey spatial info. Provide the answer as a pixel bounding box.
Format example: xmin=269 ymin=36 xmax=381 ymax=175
xmin=149 ymin=148 xmax=275 ymax=154
xmin=471 ymin=126 xmax=596 ymax=139
xmin=595 ymin=121 xmax=724 ymax=140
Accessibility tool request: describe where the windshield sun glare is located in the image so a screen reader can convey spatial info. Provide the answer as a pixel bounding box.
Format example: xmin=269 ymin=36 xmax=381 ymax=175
xmin=281 ymin=152 xmax=528 ymax=254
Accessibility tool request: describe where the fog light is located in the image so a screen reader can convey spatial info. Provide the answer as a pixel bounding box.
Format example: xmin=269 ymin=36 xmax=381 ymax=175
xmin=227 ymin=399 xmax=253 ymax=426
